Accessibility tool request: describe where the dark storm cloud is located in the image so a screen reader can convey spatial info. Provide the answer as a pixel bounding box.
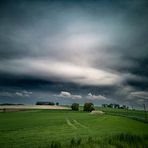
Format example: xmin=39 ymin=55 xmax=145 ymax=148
xmin=0 ymin=0 xmax=148 ymax=107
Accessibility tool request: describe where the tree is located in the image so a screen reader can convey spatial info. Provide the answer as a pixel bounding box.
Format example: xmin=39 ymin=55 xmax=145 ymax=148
xmin=56 ymin=102 xmax=59 ymax=106
xmin=107 ymin=104 xmax=115 ymax=108
xmin=83 ymin=102 xmax=95 ymax=112
xmin=71 ymin=103 xmax=79 ymax=111
xmin=102 ymin=104 xmax=108 ymax=108
xmin=114 ymin=104 xmax=120 ymax=109
xmin=120 ymin=105 xmax=129 ymax=109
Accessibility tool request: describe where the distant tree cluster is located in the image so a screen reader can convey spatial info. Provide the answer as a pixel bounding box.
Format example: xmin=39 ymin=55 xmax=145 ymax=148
xmin=36 ymin=101 xmax=59 ymax=106
xmin=102 ymin=103 xmax=128 ymax=109
xmin=83 ymin=102 xmax=95 ymax=112
xmin=71 ymin=102 xmax=95 ymax=112
xmin=71 ymin=103 xmax=79 ymax=111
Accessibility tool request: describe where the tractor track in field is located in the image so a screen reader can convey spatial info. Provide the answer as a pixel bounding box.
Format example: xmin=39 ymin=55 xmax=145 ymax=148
xmin=72 ymin=119 xmax=87 ymax=128
xmin=66 ymin=118 xmax=77 ymax=129
xmin=66 ymin=118 xmax=88 ymax=129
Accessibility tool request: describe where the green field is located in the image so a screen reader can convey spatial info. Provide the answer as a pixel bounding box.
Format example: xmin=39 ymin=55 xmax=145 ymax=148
xmin=0 ymin=109 xmax=148 ymax=148
xmin=98 ymin=107 xmax=148 ymax=123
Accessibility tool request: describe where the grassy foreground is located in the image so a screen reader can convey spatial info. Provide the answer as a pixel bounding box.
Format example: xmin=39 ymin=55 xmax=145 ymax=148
xmin=0 ymin=109 xmax=148 ymax=148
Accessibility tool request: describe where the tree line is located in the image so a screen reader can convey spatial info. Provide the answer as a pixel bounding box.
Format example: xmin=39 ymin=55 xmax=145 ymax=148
xmin=36 ymin=101 xmax=59 ymax=106
xmin=102 ymin=103 xmax=129 ymax=109
xmin=71 ymin=103 xmax=129 ymax=112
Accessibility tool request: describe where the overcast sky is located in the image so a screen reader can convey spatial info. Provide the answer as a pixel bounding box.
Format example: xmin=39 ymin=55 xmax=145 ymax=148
xmin=0 ymin=0 xmax=148 ymax=107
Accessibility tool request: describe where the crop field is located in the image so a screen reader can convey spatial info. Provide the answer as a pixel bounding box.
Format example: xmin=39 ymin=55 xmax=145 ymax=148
xmin=0 ymin=109 xmax=148 ymax=148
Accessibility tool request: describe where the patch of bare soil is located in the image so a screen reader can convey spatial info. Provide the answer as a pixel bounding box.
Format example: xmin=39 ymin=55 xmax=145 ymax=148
xmin=90 ymin=110 xmax=105 ymax=115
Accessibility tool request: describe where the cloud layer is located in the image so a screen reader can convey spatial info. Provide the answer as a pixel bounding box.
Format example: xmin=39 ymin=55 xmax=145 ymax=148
xmin=0 ymin=0 xmax=148 ymax=107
